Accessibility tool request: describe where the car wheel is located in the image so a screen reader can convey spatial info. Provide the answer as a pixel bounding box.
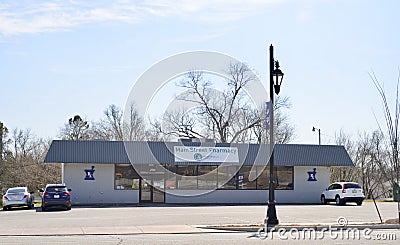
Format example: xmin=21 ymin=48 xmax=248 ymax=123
xmin=42 ymin=206 xmax=46 ymax=212
xmin=321 ymin=195 xmax=327 ymax=205
xmin=356 ymin=201 xmax=363 ymax=206
xmin=25 ymin=202 xmax=32 ymax=210
xmin=335 ymin=196 xmax=344 ymax=206
xmin=3 ymin=206 xmax=8 ymax=211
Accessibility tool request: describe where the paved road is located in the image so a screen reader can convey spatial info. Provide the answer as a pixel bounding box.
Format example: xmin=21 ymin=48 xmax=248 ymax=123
xmin=0 ymin=230 xmax=399 ymax=245
xmin=1 ymin=202 xmax=398 ymax=229
xmin=0 ymin=202 xmax=398 ymax=243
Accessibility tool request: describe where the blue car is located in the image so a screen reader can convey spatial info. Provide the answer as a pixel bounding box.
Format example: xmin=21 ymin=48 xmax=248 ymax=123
xmin=40 ymin=184 xmax=72 ymax=211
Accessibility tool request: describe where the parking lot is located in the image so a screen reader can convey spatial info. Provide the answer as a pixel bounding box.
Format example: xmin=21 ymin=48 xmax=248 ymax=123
xmin=0 ymin=202 xmax=398 ymax=236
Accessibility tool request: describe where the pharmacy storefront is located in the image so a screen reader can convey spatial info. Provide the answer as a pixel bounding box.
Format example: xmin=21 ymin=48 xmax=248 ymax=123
xmin=44 ymin=140 xmax=354 ymax=205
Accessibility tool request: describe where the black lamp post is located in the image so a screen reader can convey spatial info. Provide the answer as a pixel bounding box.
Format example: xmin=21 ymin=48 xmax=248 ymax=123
xmin=312 ymin=127 xmax=321 ymax=145
xmin=266 ymin=44 xmax=284 ymax=226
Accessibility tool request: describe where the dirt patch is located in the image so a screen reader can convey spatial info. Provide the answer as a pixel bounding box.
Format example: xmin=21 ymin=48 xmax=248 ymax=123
xmin=384 ymin=218 xmax=399 ymax=224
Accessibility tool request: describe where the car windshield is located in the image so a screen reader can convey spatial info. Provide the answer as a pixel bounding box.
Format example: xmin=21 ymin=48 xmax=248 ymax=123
xmin=46 ymin=187 xmax=67 ymax=193
xmin=344 ymin=183 xmax=361 ymax=189
xmin=7 ymin=188 xmax=25 ymax=194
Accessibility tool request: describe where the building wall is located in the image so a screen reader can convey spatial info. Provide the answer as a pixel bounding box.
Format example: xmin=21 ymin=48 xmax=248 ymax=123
xmin=64 ymin=163 xmax=139 ymax=205
xmin=291 ymin=166 xmax=330 ymax=203
xmin=165 ymin=166 xmax=330 ymax=204
xmin=63 ymin=164 xmax=330 ymax=204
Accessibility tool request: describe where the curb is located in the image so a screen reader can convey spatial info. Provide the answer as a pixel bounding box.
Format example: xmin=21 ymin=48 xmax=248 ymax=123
xmin=202 ymin=223 xmax=400 ymax=233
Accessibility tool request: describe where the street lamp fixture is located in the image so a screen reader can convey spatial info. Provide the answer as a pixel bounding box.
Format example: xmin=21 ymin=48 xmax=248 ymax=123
xmin=272 ymin=61 xmax=284 ymax=95
xmin=266 ymin=44 xmax=284 ymax=226
xmin=312 ymin=126 xmax=321 ymax=145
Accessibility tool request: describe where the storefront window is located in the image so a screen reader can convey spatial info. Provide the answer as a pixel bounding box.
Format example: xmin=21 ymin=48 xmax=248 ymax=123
xmin=238 ymin=166 xmax=257 ymax=189
xmin=176 ymin=165 xmax=198 ymax=189
xmin=164 ymin=164 xmax=177 ymax=190
xmin=256 ymin=166 xmax=269 ymax=190
xmin=198 ymin=165 xmax=218 ymax=189
xmin=114 ymin=164 xmax=293 ymax=191
xmin=217 ymin=165 xmax=240 ymax=189
xmin=114 ymin=164 xmax=140 ymax=190
xmin=276 ymin=166 xmax=294 ymax=190
xmin=256 ymin=166 xmax=294 ymax=190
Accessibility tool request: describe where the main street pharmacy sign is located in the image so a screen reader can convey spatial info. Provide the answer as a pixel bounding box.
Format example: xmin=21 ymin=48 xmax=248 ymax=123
xmin=174 ymin=146 xmax=239 ymax=163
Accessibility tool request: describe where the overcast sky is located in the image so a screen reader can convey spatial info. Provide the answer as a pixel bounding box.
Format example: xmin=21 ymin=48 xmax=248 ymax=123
xmin=1 ymin=0 xmax=399 ymax=144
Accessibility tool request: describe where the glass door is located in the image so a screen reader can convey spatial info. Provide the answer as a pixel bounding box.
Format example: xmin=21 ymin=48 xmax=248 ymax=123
xmin=139 ymin=175 xmax=165 ymax=203
xmin=140 ymin=178 xmax=152 ymax=202
xmin=152 ymin=174 xmax=165 ymax=203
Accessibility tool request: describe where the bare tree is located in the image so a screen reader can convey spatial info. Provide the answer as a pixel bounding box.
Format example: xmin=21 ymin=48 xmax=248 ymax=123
xmin=175 ymin=64 xmax=259 ymax=143
xmin=149 ymin=108 xmax=207 ymax=141
xmin=251 ymin=96 xmax=295 ymax=144
xmin=371 ymin=71 xmax=400 ymax=222
xmin=91 ymin=103 xmax=147 ymax=141
xmin=0 ymin=122 xmax=5 ymax=161
xmin=59 ymin=115 xmax=90 ymax=140
xmin=154 ymin=63 xmax=295 ymax=143
xmin=0 ymin=128 xmax=61 ymax=194
xmin=364 ymin=130 xmax=392 ymax=198
xmin=331 ymin=129 xmax=394 ymax=199
xmin=371 ymin=72 xmax=400 ymax=186
xmin=123 ymin=103 xmax=147 ymax=141
xmin=331 ymin=130 xmax=360 ymax=182
xmin=91 ymin=105 xmax=123 ymax=140
xmin=0 ymin=121 xmax=11 ymax=161
xmin=147 ymin=119 xmax=168 ymax=141
xmin=0 ymin=121 xmax=11 ymax=190
xmin=355 ymin=131 xmax=389 ymax=198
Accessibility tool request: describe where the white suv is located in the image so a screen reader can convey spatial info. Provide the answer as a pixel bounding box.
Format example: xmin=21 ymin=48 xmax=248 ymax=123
xmin=321 ymin=182 xmax=365 ymax=206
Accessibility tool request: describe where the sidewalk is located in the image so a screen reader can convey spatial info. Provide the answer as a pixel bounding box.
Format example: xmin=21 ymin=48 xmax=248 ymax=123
xmin=0 ymin=225 xmax=209 ymax=236
xmin=1 ymin=222 xmax=399 ymax=236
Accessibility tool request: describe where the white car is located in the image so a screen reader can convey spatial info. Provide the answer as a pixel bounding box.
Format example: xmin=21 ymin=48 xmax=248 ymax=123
xmin=321 ymin=182 xmax=365 ymax=206
xmin=2 ymin=187 xmax=35 ymax=210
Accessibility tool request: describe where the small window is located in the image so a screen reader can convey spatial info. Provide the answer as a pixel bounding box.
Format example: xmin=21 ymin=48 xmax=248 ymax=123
xmin=198 ymin=165 xmax=218 ymax=190
xmin=115 ymin=164 xmax=140 ymax=190
xmin=8 ymin=188 xmax=26 ymax=193
xmin=333 ymin=184 xmax=342 ymax=190
xmin=275 ymin=166 xmax=294 ymax=190
xmin=217 ymin=165 xmax=240 ymax=189
xmin=256 ymin=166 xmax=294 ymax=190
xmin=176 ymin=165 xmax=197 ymax=189
xmin=238 ymin=166 xmax=257 ymax=189
xmin=46 ymin=187 xmax=67 ymax=193
xmin=164 ymin=164 xmax=177 ymax=190
xmin=256 ymin=166 xmax=269 ymax=190
xmin=344 ymin=183 xmax=361 ymax=189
